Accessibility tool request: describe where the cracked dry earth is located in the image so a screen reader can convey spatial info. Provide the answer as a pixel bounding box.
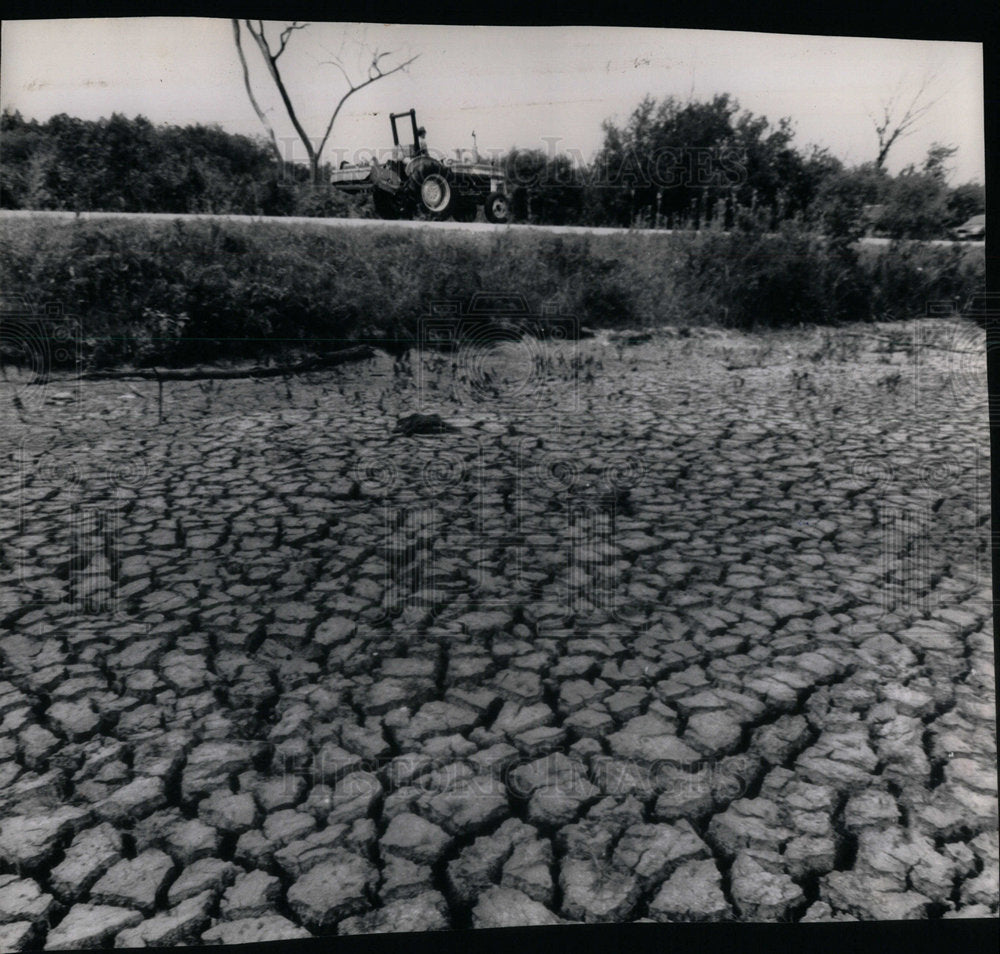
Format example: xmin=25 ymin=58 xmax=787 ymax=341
xmin=0 ymin=318 xmax=996 ymax=949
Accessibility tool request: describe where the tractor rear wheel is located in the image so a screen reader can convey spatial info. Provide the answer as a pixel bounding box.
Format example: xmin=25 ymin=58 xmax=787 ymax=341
xmin=419 ymin=174 xmax=453 ymax=216
xmin=484 ymin=191 xmax=510 ymax=224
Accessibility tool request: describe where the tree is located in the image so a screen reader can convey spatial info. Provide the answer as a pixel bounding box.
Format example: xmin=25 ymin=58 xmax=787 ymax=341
xmin=870 ymin=74 xmax=943 ymax=170
xmin=922 ymin=142 xmax=958 ymax=182
xmin=0 ymin=110 xmax=340 ymax=215
xmin=232 ymin=20 xmax=419 ymax=184
xmin=946 ymin=181 xmax=985 ymax=226
xmin=814 ymin=163 xmax=889 ymax=244
xmin=588 ymin=93 xmax=810 ymax=229
xmin=876 ymin=169 xmax=949 ymax=239
xmin=873 ymin=142 xmax=964 ymax=238
xmin=504 ymin=149 xmax=586 ymax=224
xmin=783 ymin=145 xmax=843 ymax=222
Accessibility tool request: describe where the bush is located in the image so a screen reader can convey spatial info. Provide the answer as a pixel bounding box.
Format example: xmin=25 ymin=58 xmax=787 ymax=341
xmin=288 ymin=183 xmax=371 ymax=219
xmin=0 ymin=111 xmax=369 ymax=220
xmin=0 ymin=216 xmax=985 ymax=369
xmin=858 ymin=240 xmax=984 ymax=320
xmin=813 ymin=165 xmax=889 ymax=244
xmin=946 ymin=182 xmax=985 ymax=227
xmin=875 ymin=173 xmax=950 ymax=240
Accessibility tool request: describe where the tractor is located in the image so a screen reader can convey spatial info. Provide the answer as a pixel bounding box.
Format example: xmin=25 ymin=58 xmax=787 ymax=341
xmin=330 ymin=109 xmax=511 ymax=223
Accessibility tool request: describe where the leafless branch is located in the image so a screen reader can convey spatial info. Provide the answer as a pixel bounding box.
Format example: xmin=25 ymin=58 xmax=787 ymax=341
xmin=316 ymin=52 xmax=420 ymax=160
xmin=244 ymin=19 xmax=317 ymax=166
xmin=871 ymin=73 xmax=944 ymax=169
xmin=231 ymin=19 xmax=282 ymax=163
xmin=277 ymin=21 xmax=309 ymax=59
xmin=325 ymin=58 xmax=354 ymax=90
xmin=233 ymin=21 xmax=419 ymax=182
xmin=369 ymin=50 xmax=396 ymax=80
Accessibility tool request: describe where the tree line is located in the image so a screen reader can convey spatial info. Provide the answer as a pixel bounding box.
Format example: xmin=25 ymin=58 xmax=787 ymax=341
xmin=1 ymin=100 xmax=984 ymax=239
xmin=0 ymin=111 xmax=363 ymax=218
xmin=505 ymin=94 xmax=983 ymax=239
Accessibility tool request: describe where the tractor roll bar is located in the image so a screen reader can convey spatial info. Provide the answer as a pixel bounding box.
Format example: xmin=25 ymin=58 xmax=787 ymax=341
xmin=389 ymin=110 xmax=420 ymax=153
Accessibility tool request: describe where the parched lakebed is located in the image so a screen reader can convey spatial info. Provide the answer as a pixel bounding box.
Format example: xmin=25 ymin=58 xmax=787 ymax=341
xmin=0 ymin=318 xmax=995 ymax=947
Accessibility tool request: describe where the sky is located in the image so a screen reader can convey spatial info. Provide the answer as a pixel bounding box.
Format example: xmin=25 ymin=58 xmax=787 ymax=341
xmin=0 ymin=19 xmax=986 ymax=183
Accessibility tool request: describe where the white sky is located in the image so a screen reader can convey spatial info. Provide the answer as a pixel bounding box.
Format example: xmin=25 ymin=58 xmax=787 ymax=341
xmin=0 ymin=19 xmax=986 ymax=183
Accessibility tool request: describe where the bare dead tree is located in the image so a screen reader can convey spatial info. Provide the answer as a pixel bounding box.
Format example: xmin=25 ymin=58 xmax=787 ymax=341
xmin=232 ymin=19 xmax=419 ymax=183
xmin=870 ymin=73 xmax=944 ymax=171
xmin=232 ymin=19 xmax=281 ymax=163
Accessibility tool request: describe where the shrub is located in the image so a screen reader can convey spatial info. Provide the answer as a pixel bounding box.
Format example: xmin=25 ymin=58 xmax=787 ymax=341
xmin=859 ymin=240 xmax=985 ymax=320
xmin=0 ymin=216 xmax=984 ymax=369
xmin=875 ymin=173 xmax=950 ymax=240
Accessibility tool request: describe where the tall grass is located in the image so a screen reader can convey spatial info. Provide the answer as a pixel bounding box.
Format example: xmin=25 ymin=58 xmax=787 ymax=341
xmin=0 ymin=216 xmax=984 ymax=368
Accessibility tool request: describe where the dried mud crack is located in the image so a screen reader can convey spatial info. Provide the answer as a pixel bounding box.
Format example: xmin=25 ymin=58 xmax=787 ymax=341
xmin=0 ymin=318 xmax=995 ymax=947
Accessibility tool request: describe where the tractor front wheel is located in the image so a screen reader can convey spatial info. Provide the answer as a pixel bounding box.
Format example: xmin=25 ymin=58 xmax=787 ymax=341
xmin=484 ymin=191 xmax=510 ymax=224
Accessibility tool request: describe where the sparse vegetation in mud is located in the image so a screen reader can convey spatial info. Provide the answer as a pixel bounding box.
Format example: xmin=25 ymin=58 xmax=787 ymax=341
xmin=807 ymin=332 xmax=866 ymax=365
xmin=0 ymin=216 xmax=985 ymax=370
